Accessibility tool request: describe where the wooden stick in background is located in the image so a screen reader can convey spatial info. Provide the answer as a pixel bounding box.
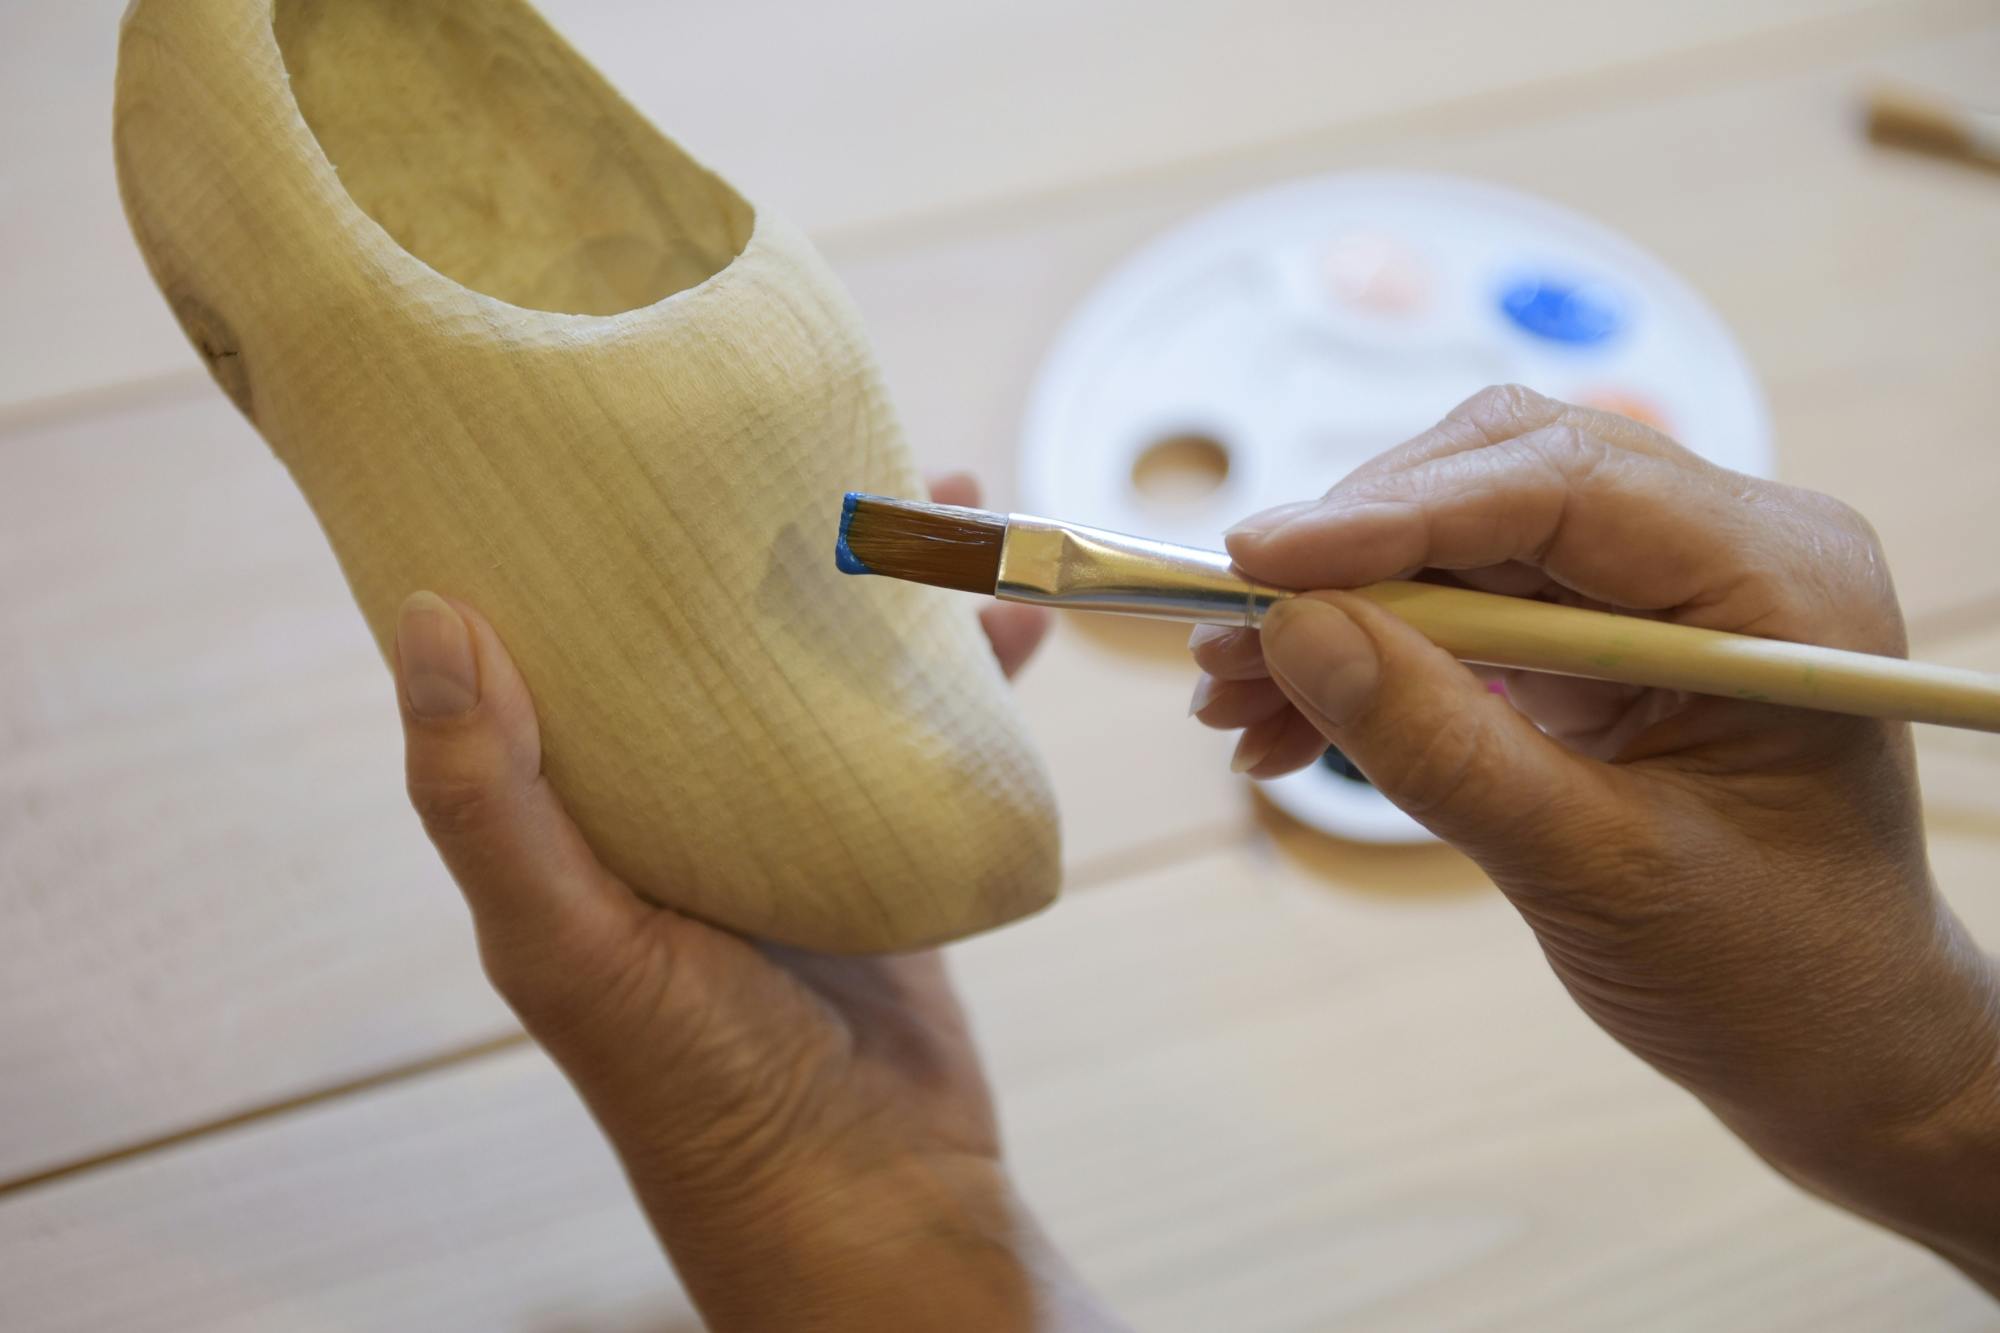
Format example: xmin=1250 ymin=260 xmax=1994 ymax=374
xmin=1866 ymin=85 xmax=2000 ymax=173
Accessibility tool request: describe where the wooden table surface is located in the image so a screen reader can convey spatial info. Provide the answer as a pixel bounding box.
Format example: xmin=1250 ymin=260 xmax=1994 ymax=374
xmin=4 ymin=2 xmax=1999 ymax=1328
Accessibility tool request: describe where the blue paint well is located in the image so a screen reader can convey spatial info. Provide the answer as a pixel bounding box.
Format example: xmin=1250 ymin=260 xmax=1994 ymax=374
xmin=834 ymin=492 xmax=873 ymax=575
xmin=1498 ymin=276 xmax=1625 ymax=346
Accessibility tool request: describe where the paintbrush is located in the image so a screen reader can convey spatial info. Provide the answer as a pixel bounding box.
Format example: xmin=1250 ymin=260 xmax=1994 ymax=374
xmin=834 ymin=492 xmax=2000 ymax=733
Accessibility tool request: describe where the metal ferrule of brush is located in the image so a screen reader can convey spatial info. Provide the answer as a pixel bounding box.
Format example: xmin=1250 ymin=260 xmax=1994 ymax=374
xmin=996 ymin=515 xmax=1294 ymax=628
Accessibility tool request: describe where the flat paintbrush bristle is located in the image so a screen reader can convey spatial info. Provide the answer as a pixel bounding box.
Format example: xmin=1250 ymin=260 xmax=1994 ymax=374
xmin=836 ymin=493 xmax=1006 ymax=594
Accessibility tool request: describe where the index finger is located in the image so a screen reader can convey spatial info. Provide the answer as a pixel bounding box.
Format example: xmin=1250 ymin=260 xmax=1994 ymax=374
xmin=1226 ymin=415 xmax=1898 ymax=653
xmin=1336 ymin=383 xmax=1677 ymax=490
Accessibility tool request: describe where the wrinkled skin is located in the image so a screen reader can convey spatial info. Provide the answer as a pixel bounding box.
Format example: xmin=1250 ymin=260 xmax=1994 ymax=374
xmin=1192 ymin=386 xmax=2000 ymax=1290
xmin=394 ymin=475 xmax=1122 ymax=1332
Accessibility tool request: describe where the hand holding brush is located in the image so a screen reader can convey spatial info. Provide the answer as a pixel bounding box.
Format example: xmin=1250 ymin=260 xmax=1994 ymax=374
xmin=844 ymin=385 xmax=2000 ymax=1291
xmin=838 ymin=463 xmax=2000 ymax=737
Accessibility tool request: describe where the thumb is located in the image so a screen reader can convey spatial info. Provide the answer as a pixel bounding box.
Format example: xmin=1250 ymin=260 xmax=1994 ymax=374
xmin=394 ymin=592 xmax=648 ymax=993
xmin=395 ymin=596 xmax=814 ymax=1135
xmin=1259 ymin=592 xmax=1624 ymax=873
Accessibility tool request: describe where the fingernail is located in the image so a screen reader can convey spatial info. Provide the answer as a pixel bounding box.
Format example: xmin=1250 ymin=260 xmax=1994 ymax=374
xmin=397 ymin=592 xmax=479 ymax=719
xmin=1188 ymin=624 xmax=1228 ymax=653
xmin=1261 ymin=598 xmax=1378 ymax=727
xmin=1225 ymin=500 xmax=1317 ymax=540
xmin=1189 ymin=674 xmax=1223 ymax=717
xmin=1224 ymin=732 xmax=1272 ymax=772
xmin=1230 ymin=727 xmax=1278 ymax=774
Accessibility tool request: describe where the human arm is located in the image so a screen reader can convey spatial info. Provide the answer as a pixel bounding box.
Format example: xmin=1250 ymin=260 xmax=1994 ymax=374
xmin=393 ymin=475 xmax=1125 ymax=1331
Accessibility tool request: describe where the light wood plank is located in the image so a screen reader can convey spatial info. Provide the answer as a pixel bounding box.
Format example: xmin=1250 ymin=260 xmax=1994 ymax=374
xmin=0 ymin=386 xmax=1244 ymax=1183
xmin=0 ymin=0 xmax=1965 ymax=412
xmin=5 ymin=838 xmax=1993 ymax=1331
xmin=3 ymin=10 xmax=2000 ymax=1176
xmin=0 ymin=1046 xmax=700 ymax=1333
xmin=7 ymin=1 xmax=1998 ymax=1200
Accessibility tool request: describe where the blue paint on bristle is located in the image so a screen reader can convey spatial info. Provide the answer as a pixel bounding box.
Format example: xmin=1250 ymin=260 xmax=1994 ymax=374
xmin=834 ymin=492 xmax=873 ymax=575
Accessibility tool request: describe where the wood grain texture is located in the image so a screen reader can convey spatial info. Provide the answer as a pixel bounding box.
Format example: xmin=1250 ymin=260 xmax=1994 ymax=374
xmin=4 ymin=839 xmax=1994 ymax=1333
xmin=113 ymin=0 xmax=1058 ymax=952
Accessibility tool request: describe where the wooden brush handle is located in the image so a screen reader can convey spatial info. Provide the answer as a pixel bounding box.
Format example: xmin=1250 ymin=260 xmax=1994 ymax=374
xmin=1350 ymin=581 xmax=2000 ymax=733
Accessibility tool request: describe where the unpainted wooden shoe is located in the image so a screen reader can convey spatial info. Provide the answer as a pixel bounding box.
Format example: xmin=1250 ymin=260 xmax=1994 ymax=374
xmin=113 ymin=0 xmax=1060 ymax=951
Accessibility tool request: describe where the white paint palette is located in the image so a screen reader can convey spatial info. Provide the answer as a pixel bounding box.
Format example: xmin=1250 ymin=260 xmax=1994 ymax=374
xmin=1019 ymin=172 xmax=1772 ymax=844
